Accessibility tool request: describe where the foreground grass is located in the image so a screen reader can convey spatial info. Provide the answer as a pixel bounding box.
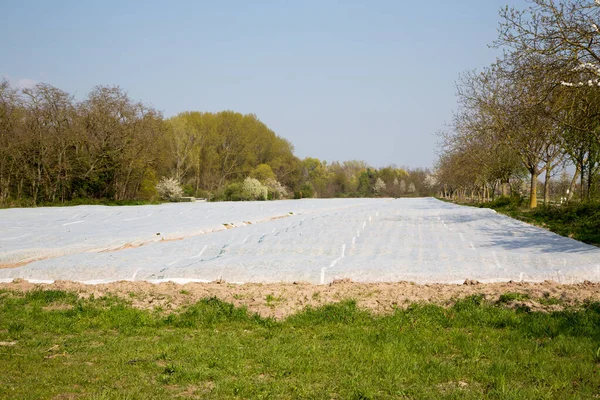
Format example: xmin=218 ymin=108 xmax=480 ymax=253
xmin=1 ymin=290 xmax=599 ymax=399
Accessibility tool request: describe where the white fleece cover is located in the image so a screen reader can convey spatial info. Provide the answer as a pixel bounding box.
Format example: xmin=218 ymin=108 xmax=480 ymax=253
xmin=1 ymin=198 xmax=599 ymax=285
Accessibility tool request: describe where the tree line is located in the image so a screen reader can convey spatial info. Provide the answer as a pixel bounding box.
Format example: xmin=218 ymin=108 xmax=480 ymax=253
xmin=0 ymin=79 xmax=431 ymax=206
xmin=432 ymin=0 xmax=600 ymax=208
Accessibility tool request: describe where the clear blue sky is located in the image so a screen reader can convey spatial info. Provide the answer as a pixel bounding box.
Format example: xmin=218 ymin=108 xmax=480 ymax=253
xmin=1 ymin=0 xmax=529 ymax=169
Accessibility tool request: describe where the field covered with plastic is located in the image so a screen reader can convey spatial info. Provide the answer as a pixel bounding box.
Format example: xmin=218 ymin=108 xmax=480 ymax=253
xmin=1 ymin=198 xmax=599 ymax=285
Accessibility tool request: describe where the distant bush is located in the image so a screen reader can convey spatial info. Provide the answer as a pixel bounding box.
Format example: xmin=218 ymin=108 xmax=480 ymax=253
xmin=481 ymin=195 xmax=525 ymax=210
xmin=373 ymin=178 xmax=386 ymax=195
xmin=265 ymin=178 xmax=289 ymax=200
xmin=242 ymin=178 xmax=268 ymax=201
xmin=156 ymin=177 xmax=184 ymax=201
xmin=222 ymin=182 xmax=245 ymax=201
xmin=222 ymin=178 xmax=268 ymax=201
xmin=194 ymin=188 xmax=211 ymax=200
xmin=182 ymin=184 xmax=195 ymax=197
xmin=294 ymin=183 xmax=315 ymax=199
xmin=399 ymin=180 xmax=407 ymax=194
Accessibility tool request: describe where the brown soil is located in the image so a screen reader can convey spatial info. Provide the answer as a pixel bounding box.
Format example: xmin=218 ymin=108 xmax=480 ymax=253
xmin=0 ymin=261 xmax=32 ymax=270
xmin=99 ymin=243 xmax=139 ymax=252
xmin=1 ymin=279 xmax=599 ymax=319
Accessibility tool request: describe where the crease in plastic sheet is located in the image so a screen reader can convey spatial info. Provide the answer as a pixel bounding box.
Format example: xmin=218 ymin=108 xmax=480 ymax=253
xmin=1 ymin=198 xmax=599 ymax=285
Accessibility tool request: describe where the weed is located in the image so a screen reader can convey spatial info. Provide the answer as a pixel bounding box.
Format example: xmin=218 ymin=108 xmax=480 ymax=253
xmin=8 ymin=322 xmax=25 ymax=338
xmin=538 ymin=293 xmax=563 ymax=306
xmin=265 ymin=293 xmax=283 ymax=305
xmin=498 ymin=292 xmax=531 ymax=303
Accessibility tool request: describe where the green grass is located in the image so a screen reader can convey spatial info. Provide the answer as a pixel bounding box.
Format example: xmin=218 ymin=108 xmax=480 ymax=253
xmin=0 ymin=198 xmax=162 ymax=209
xmin=1 ymin=290 xmax=600 ymax=399
xmin=497 ymin=292 xmax=531 ymax=304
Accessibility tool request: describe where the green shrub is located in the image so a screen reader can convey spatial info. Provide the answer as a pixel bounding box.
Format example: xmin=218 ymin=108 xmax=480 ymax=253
xmin=223 ymin=182 xmax=246 ymax=201
xmin=182 ymin=184 xmax=195 ymax=197
xmin=481 ymin=195 xmax=525 ymax=210
xmin=294 ymin=182 xmax=315 ymax=199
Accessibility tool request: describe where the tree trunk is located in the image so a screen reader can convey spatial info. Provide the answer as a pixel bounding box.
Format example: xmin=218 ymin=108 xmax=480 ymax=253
xmin=543 ymin=168 xmax=551 ymax=205
xmin=587 ymin=158 xmax=594 ymax=202
xmin=580 ymin=162 xmax=585 ymax=201
xmin=567 ymin=164 xmax=580 ymax=202
xmin=501 ymin=181 xmax=509 ymax=197
xmin=529 ymin=172 xmax=538 ymax=209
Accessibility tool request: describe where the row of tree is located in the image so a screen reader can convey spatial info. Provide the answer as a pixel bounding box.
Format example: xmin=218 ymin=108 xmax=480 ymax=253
xmin=433 ymin=0 xmax=600 ymax=207
xmin=0 ymin=79 xmax=431 ymax=206
xmin=0 ymin=82 xmax=164 ymax=204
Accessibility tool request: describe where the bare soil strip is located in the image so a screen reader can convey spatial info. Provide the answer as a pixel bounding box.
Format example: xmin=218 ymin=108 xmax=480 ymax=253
xmin=2 ymin=279 xmax=598 ymax=319
xmin=0 ymin=261 xmax=35 ymax=270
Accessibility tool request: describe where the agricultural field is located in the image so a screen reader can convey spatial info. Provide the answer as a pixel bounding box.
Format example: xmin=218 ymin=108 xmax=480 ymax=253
xmin=1 ymin=198 xmax=600 ymax=399
xmin=0 ymin=198 xmax=599 ymax=285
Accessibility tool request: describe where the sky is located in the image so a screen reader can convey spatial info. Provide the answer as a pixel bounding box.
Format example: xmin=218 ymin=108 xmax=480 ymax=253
xmin=1 ymin=0 xmax=529 ymax=169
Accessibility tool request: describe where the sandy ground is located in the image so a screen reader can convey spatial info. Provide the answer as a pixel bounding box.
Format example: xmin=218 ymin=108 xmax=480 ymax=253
xmin=1 ymin=279 xmax=598 ymax=319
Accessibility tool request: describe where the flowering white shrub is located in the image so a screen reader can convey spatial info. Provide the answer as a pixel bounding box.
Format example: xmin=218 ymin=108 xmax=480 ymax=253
xmin=408 ymin=182 xmax=416 ymax=194
xmin=424 ymin=172 xmax=438 ymax=189
xmin=399 ymin=180 xmax=407 ymax=194
xmin=373 ymin=178 xmax=386 ymax=195
xmin=156 ymin=177 xmax=184 ymax=201
xmin=265 ymin=178 xmax=290 ymax=199
xmin=242 ymin=177 xmax=268 ymax=200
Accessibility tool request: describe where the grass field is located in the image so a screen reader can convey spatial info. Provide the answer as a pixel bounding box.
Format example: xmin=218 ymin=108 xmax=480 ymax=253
xmin=1 ymin=289 xmax=599 ymax=399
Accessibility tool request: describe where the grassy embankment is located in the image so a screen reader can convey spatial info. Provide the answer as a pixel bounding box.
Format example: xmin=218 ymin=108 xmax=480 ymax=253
xmin=454 ymin=197 xmax=600 ymax=246
xmin=1 ymin=289 xmax=599 ymax=399
xmin=0 ymin=198 xmax=163 ymax=209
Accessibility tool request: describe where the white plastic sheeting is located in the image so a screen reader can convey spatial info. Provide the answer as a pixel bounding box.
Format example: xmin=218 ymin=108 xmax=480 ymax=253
xmin=1 ymin=198 xmax=599 ymax=284
xmin=0 ymin=199 xmax=370 ymax=266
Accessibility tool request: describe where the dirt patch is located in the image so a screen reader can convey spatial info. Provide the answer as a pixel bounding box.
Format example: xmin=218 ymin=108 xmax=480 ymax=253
xmin=159 ymin=237 xmax=184 ymax=243
xmin=268 ymin=214 xmax=293 ymax=221
xmin=0 ymin=261 xmax=32 ymax=270
xmin=99 ymin=243 xmax=139 ymax=253
xmin=2 ymin=279 xmax=599 ymax=319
